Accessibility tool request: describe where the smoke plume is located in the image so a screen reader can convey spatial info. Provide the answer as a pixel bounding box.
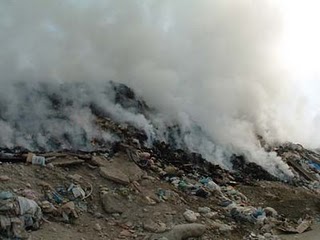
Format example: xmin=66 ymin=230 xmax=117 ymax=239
xmin=1 ymin=0 xmax=312 ymax=177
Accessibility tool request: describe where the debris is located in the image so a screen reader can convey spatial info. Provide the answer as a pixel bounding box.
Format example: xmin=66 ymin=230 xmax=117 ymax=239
xmin=67 ymin=173 xmax=83 ymax=182
xmin=40 ymin=201 xmax=57 ymax=213
xmin=277 ymin=216 xmax=313 ymax=234
xmin=0 ymin=193 xmax=43 ymax=239
xmin=100 ymin=192 xmax=124 ymax=214
xmin=229 ymin=205 xmax=266 ymax=223
xmin=0 ymin=152 xmax=26 ymax=163
xmin=264 ymin=207 xmax=278 ymax=217
xmin=0 ymin=191 xmax=14 ymax=200
xmin=91 ymin=156 xmax=107 ymax=167
xmin=99 ymin=166 xmax=130 ymax=185
xmin=151 ymin=224 xmax=206 ymax=240
xmin=204 ymin=212 xmax=218 ymax=219
xmin=0 ymin=175 xmax=10 ymax=181
xmin=51 ymin=158 xmax=85 ymax=166
xmin=94 ymin=223 xmax=102 ymax=231
xmin=17 ymin=196 xmax=43 ymax=229
xmin=68 ymin=184 xmax=86 ymax=199
xmin=27 ymin=153 xmax=46 ymax=166
xmin=183 ymin=210 xmax=199 ymax=223
xmin=120 ymin=229 xmax=132 ymax=237
xmin=20 ymin=189 xmax=39 ymax=200
xmin=231 ymin=155 xmax=278 ymax=182
xmin=211 ymin=221 xmax=233 ymax=232
xmin=198 ymin=207 xmax=211 ymax=214
xmin=287 ymin=158 xmax=318 ymax=182
xmin=143 ymin=220 xmax=167 ymax=233
xmin=60 ymin=202 xmax=78 ymax=222
xmin=99 ymin=153 xmax=144 ymax=184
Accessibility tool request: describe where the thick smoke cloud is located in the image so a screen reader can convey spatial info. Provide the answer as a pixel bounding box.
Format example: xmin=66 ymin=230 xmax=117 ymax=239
xmin=0 ymin=0 xmax=307 ymax=177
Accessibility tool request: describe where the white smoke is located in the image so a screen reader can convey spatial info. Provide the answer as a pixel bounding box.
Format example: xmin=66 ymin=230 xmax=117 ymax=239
xmin=2 ymin=0 xmax=315 ymax=177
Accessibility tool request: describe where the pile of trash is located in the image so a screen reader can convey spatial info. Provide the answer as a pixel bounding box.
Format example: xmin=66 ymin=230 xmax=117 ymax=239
xmin=274 ymin=143 xmax=320 ymax=191
xmin=0 ymin=191 xmax=42 ymax=239
xmin=0 ymin=141 xmax=318 ymax=239
xmin=0 ymin=84 xmax=319 ymax=239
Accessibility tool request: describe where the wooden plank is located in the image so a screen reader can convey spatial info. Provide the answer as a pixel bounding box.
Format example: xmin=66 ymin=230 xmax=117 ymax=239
xmin=287 ymin=158 xmax=318 ymax=181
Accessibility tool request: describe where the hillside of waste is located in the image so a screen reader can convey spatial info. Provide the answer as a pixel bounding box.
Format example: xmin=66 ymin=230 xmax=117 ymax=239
xmin=0 ymin=83 xmax=319 ymax=240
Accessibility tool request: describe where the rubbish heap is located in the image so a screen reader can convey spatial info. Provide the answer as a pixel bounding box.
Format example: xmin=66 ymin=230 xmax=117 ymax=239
xmin=0 ymin=83 xmax=318 ymax=239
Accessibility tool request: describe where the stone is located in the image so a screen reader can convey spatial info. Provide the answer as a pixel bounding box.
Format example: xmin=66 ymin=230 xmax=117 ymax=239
xmin=67 ymin=174 xmax=83 ymax=182
xmin=46 ymin=163 xmax=55 ymax=169
xmin=99 ymin=167 xmax=130 ymax=185
xmin=264 ymin=207 xmax=278 ymax=217
xmin=100 ymin=193 xmax=125 ymax=214
xmin=211 ymin=221 xmax=232 ymax=232
xmin=0 ymin=175 xmax=10 ymax=181
xmin=120 ymin=230 xmax=132 ymax=237
xmin=183 ymin=210 xmax=198 ymax=223
xmin=151 ymin=224 xmax=206 ymax=240
xmin=198 ymin=207 xmax=211 ymax=214
xmin=94 ymin=223 xmax=102 ymax=231
xmin=139 ymin=152 xmax=151 ymax=159
xmin=164 ymin=166 xmax=178 ymax=175
xmin=91 ymin=156 xmax=107 ymax=167
xmin=99 ymin=153 xmax=144 ymax=184
xmin=204 ymin=212 xmax=218 ymax=219
xmin=144 ymin=220 xmax=167 ymax=233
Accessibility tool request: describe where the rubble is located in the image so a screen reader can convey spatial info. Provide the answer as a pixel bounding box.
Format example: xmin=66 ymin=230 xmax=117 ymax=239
xmin=183 ymin=210 xmax=199 ymax=223
xmin=99 ymin=166 xmax=130 ymax=185
xmin=0 ymin=85 xmax=319 ymax=239
xmin=100 ymin=192 xmax=125 ymax=214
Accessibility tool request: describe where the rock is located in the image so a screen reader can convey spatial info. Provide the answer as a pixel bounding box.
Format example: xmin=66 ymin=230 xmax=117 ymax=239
xmin=151 ymin=224 xmax=206 ymax=240
xmin=61 ymin=201 xmax=78 ymax=219
xmin=139 ymin=152 xmax=151 ymax=159
xmin=264 ymin=233 xmax=272 ymax=238
xmin=91 ymin=156 xmax=107 ymax=166
xmin=144 ymin=220 xmax=167 ymax=233
xmin=198 ymin=207 xmax=211 ymax=214
xmin=211 ymin=221 xmax=232 ymax=232
xmin=0 ymin=175 xmax=10 ymax=181
xmin=94 ymin=212 xmax=103 ymax=219
xmin=99 ymin=167 xmax=130 ymax=185
xmin=46 ymin=163 xmax=54 ymax=169
xmin=100 ymin=193 xmax=124 ymax=214
xmin=94 ymin=223 xmax=102 ymax=231
xmin=51 ymin=158 xmax=85 ymax=166
xmin=67 ymin=173 xmax=83 ymax=182
xmin=99 ymin=153 xmax=144 ymax=184
xmin=204 ymin=212 xmax=218 ymax=219
xmin=164 ymin=166 xmax=178 ymax=175
xmin=264 ymin=207 xmax=278 ymax=217
xmin=183 ymin=210 xmax=198 ymax=223
xmin=120 ymin=229 xmax=132 ymax=237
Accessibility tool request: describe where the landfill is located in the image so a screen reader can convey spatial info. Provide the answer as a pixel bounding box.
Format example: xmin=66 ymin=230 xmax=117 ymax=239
xmin=0 ymin=84 xmax=318 ymax=240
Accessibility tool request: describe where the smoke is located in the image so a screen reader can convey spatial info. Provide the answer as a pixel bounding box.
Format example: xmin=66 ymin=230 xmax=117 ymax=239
xmin=1 ymin=0 xmax=313 ymax=177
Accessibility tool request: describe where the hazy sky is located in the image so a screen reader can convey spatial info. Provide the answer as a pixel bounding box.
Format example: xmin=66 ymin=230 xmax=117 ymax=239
xmin=278 ymin=0 xmax=320 ymax=111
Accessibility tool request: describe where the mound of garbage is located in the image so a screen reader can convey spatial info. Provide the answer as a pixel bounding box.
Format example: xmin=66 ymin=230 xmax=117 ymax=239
xmin=0 ymin=83 xmax=319 ymax=239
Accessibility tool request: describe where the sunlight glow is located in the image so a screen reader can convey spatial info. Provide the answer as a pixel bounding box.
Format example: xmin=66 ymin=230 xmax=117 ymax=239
xmin=278 ymin=0 xmax=320 ymax=78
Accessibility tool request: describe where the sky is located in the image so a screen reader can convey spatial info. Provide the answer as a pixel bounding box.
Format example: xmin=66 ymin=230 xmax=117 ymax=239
xmin=278 ymin=0 xmax=320 ymax=111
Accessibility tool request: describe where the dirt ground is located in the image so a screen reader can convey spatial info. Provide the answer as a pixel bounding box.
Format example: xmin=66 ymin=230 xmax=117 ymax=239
xmin=0 ymin=155 xmax=319 ymax=240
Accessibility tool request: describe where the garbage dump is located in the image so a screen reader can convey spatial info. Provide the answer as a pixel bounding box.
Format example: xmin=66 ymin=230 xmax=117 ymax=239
xmin=0 ymin=84 xmax=318 ymax=239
